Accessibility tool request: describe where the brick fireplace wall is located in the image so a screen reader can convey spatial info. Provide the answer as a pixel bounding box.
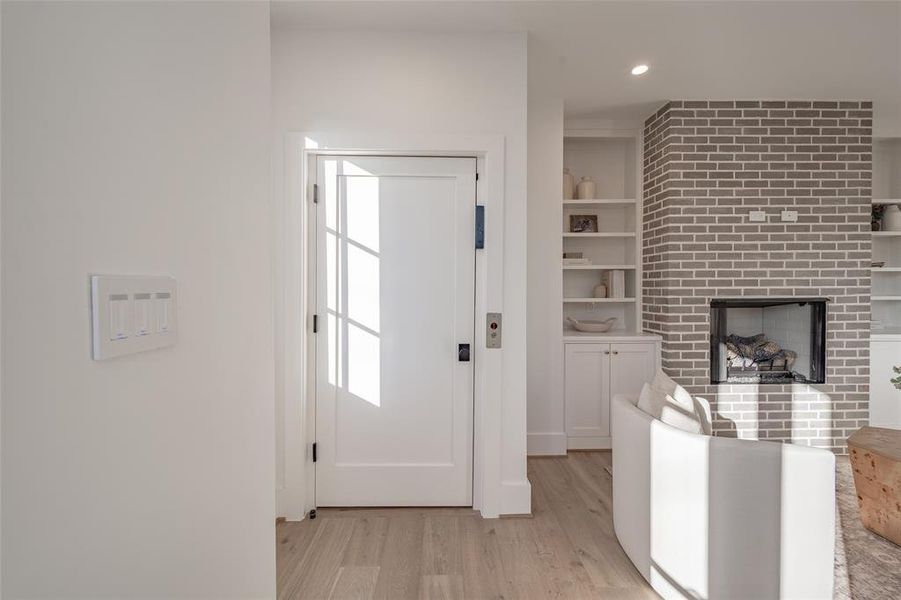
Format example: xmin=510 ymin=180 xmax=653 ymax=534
xmin=643 ymin=100 xmax=872 ymax=453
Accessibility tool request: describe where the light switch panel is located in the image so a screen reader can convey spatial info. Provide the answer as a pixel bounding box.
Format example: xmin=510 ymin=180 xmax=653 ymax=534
xmin=486 ymin=312 xmax=502 ymax=348
xmin=748 ymin=210 xmax=767 ymax=222
xmin=91 ymin=275 xmax=177 ymax=360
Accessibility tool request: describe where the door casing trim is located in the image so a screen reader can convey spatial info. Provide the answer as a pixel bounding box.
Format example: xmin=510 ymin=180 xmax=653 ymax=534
xmin=278 ymin=132 xmax=506 ymax=519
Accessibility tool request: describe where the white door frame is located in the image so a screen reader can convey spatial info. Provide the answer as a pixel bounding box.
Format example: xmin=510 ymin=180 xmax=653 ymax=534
xmin=278 ymin=132 xmax=506 ymax=519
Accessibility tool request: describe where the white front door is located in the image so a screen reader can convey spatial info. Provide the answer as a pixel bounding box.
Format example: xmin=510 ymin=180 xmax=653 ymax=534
xmin=314 ymin=155 xmax=476 ymax=506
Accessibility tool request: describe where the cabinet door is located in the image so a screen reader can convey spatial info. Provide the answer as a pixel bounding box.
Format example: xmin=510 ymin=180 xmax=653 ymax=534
xmin=609 ymin=342 xmax=657 ymax=399
xmin=565 ymin=344 xmax=612 ymax=438
xmin=871 ymin=340 xmax=901 ymax=428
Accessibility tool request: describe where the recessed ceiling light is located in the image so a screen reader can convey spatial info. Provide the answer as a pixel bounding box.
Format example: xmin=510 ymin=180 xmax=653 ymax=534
xmin=631 ymin=64 xmax=649 ymax=76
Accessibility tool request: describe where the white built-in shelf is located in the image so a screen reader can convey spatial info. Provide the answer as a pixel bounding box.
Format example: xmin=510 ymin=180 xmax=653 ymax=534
xmin=872 ymin=199 xmax=901 ymax=205
xmin=563 ymin=130 xmax=642 ymax=334
xmin=872 ymin=231 xmax=901 ymax=238
xmin=562 ymin=330 xmax=662 ymax=342
xmin=563 ymin=198 xmax=636 ymax=206
xmin=562 ymin=232 xmax=636 ymax=238
xmin=563 ymin=297 xmax=637 ymax=303
xmin=872 ymin=267 xmax=901 ymax=272
xmin=872 ymin=296 xmax=901 ymax=301
xmin=563 ymin=264 xmax=636 ymax=270
xmin=872 ymin=327 xmax=901 ymax=341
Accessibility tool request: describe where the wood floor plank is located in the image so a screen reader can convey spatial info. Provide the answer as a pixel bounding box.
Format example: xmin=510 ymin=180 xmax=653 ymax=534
xmin=279 ymin=518 xmax=356 ymax=600
xmin=419 ymin=574 xmax=464 ymax=600
xmin=527 ymin=472 xmax=602 ymax=598
xmin=566 ymin=451 xmax=617 ymax=537
xmin=492 ymin=516 xmax=563 ymax=598
xmin=276 ymin=519 xmax=322 ymax=593
xmin=277 ymin=454 xmax=658 ymax=600
xmin=422 ymin=516 xmax=462 ymax=576
xmin=530 ymin=456 xmax=647 ymax=590
xmin=318 ymin=507 xmax=478 ymax=519
xmin=327 ymin=566 xmax=380 ymax=600
xmin=342 ymin=516 xmax=389 ymax=567
xmin=371 ymin=516 xmax=425 ymax=600
xmin=459 ymin=516 xmax=510 ymax=600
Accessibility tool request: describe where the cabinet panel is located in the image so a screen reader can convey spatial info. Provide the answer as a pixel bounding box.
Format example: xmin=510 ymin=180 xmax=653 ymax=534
xmin=871 ymin=340 xmax=901 ymax=428
xmin=565 ymin=344 xmax=611 ymax=438
xmin=609 ymin=342 xmax=657 ymax=399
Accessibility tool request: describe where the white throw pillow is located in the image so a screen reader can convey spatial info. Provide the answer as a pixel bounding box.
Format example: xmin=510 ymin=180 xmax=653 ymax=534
xmin=637 ymin=382 xmax=703 ymax=435
xmin=637 ymin=382 xmax=663 ymax=416
xmin=692 ymin=395 xmax=714 ymax=436
xmin=650 ymin=370 xmax=694 ymax=412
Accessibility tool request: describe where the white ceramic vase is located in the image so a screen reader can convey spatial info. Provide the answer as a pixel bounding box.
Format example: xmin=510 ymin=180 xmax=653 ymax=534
xmin=884 ymin=204 xmax=901 ymax=231
xmin=563 ymin=168 xmax=575 ymax=200
xmin=576 ymin=176 xmax=596 ymax=199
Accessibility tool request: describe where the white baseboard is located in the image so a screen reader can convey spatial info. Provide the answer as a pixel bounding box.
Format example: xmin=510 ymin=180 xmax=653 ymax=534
xmin=499 ymin=479 xmax=532 ymax=516
xmin=527 ymin=432 xmax=568 ymax=455
xmin=567 ymin=435 xmax=612 ymax=450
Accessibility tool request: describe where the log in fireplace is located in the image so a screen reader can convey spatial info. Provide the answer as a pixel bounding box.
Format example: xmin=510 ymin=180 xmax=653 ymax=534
xmin=709 ymin=298 xmax=828 ymax=384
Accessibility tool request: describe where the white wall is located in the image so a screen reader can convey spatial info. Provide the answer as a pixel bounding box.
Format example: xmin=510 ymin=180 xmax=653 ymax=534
xmin=271 ymin=28 xmax=530 ymax=516
xmin=1 ymin=3 xmax=275 ymax=597
xmin=526 ymin=37 xmax=566 ymax=455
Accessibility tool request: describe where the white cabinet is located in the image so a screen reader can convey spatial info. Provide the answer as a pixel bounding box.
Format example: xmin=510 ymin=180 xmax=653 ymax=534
xmin=565 ymin=344 xmax=612 ymax=442
xmin=565 ymin=340 xmax=658 ymax=449
xmin=870 ymin=339 xmax=901 ymax=429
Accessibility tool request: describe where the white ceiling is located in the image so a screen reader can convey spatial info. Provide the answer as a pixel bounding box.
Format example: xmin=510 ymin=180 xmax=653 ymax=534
xmin=271 ymin=1 xmax=901 ymax=131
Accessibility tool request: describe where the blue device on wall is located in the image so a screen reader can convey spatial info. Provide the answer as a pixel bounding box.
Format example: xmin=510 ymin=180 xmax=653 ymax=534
xmin=475 ymin=205 xmax=485 ymax=249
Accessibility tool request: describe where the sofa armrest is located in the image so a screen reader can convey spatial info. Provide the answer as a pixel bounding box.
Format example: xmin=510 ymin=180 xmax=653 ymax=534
xmin=612 ymin=394 xmax=835 ymax=599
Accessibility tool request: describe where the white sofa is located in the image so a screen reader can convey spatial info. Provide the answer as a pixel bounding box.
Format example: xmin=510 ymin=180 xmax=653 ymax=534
xmin=612 ymin=393 xmax=835 ymax=600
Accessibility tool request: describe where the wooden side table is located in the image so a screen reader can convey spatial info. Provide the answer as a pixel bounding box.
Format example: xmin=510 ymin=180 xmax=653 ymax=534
xmin=848 ymin=426 xmax=901 ymax=545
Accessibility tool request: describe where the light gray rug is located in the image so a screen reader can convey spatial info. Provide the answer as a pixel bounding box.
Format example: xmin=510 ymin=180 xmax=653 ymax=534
xmin=834 ymin=456 xmax=901 ymax=599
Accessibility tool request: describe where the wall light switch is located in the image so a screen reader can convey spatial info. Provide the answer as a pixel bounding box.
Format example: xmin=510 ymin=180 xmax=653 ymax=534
xmin=748 ymin=210 xmax=767 ymax=222
xmin=108 ymin=294 xmax=129 ymax=341
xmin=156 ymin=292 xmax=172 ymax=333
xmin=781 ymin=210 xmax=799 ymax=223
xmin=91 ymin=275 xmax=177 ymax=360
xmin=134 ymin=293 xmax=152 ymax=336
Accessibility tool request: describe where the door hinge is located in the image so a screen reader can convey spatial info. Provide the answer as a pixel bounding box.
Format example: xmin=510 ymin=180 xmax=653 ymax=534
xmin=475 ymin=172 xmax=479 ymax=181
xmin=313 ymin=314 xmax=319 ymax=333
xmin=312 ymin=442 xmax=317 ymax=463
xmin=312 ymin=183 xmax=319 ymax=204
xmin=475 ymin=205 xmax=485 ymax=249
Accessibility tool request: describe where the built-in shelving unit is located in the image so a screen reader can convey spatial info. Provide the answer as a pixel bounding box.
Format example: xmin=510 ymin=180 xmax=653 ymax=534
xmin=563 ymin=232 xmax=636 ymax=238
xmin=563 ymin=297 xmax=637 ymax=303
xmin=563 ymin=199 xmax=636 ymax=206
xmin=563 ymin=264 xmax=636 ymax=270
xmin=561 ymin=131 xmax=641 ymax=334
xmin=871 ymin=137 xmax=901 ymax=337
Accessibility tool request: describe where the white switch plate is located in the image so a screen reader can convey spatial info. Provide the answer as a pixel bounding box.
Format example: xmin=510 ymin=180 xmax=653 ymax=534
xmin=748 ymin=210 xmax=767 ymax=222
xmin=91 ymin=275 xmax=177 ymax=360
xmin=781 ymin=210 xmax=799 ymax=222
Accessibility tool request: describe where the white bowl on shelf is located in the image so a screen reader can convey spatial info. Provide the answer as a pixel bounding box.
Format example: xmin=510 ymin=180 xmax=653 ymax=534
xmin=566 ymin=316 xmax=617 ymax=333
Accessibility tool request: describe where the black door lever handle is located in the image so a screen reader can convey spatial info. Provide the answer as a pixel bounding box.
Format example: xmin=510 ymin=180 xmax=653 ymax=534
xmin=458 ymin=343 xmax=470 ymax=362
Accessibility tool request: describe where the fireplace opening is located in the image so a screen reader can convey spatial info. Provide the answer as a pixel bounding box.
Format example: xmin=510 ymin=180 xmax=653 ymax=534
xmin=710 ymin=298 xmax=828 ymax=385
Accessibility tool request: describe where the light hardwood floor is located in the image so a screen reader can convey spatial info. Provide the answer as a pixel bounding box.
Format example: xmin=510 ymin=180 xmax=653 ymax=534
xmin=276 ymin=451 xmax=657 ymax=599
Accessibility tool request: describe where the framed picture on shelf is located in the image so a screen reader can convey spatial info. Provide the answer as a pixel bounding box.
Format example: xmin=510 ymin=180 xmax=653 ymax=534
xmin=569 ymin=214 xmax=598 ymax=233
